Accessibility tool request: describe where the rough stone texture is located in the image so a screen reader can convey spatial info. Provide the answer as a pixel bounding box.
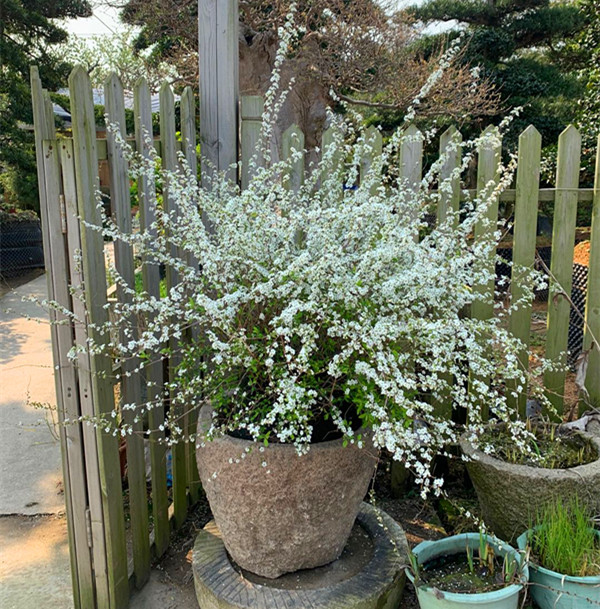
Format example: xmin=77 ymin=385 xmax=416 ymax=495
xmin=461 ymin=433 xmax=600 ymax=543
xmin=196 ymin=405 xmax=379 ymax=578
xmin=192 ymin=502 xmax=408 ymax=609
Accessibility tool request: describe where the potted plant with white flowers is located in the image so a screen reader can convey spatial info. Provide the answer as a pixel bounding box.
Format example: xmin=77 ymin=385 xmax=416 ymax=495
xmin=64 ymin=24 xmax=557 ymax=581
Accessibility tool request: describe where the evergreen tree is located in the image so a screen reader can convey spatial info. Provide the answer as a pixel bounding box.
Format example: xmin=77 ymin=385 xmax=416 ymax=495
xmin=0 ymin=0 xmax=91 ymax=211
xmin=410 ymin=0 xmax=587 ymax=144
xmin=577 ymin=0 xmax=599 ymax=141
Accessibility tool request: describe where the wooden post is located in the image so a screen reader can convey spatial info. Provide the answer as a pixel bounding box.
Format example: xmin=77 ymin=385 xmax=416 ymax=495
xmin=399 ymin=124 xmax=424 ymax=238
xmin=180 ymin=86 xmax=203 ymax=504
xmin=437 ymin=126 xmax=462 ymax=228
xmin=282 ymin=124 xmax=305 ymax=192
xmin=160 ymin=81 xmax=188 ymax=530
xmin=30 ymin=66 xmax=96 ymax=609
xmin=472 ymin=125 xmax=502 ymax=322
xmin=105 ymin=72 xmax=151 ymax=589
xmin=240 ymin=96 xmax=264 ymax=189
xmin=544 ymin=125 xmax=581 ymax=418
xmin=470 ymin=125 xmax=502 ymax=422
xmin=321 ymin=125 xmax=344 ymax=200
xmin=360 ymin=125 xmax=383 ymax=196
xmin=133 ymin=77 xmax=170 ymax=558
xmin=582 ymin=134 xmax=600 ymax=409
xmin=508 ymin=126 xmax=542 ymax=419
xmin=198 ymin=0 xmax=239 ymax=184
xmin=59 ymin=139 xmax=111 ymax=608
xmin=69 ymin=66 xmax=129 ymax=609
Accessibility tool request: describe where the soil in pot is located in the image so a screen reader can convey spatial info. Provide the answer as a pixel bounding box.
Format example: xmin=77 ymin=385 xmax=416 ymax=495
xmin=461 ymin=424 xmax=600 ymax=543
xmin=419 ymin=552 xmax=516 ymax=594
xmin=479 ymin=422 xmax=598 ymax=469
xmin=407 ymin=533 xmax=527 ymax=609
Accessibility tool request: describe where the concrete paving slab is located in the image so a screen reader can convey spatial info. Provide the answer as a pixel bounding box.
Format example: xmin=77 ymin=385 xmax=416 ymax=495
xmin=0 ymin=514 xmax=74 ymax=609
xmin=0 ymin=272 xmax=197 ymax=609
xmin=0 ymin=274 xmax=65 ymax=515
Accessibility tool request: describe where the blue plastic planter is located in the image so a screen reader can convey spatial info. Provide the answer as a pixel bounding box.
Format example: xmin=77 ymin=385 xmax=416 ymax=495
xmin=406 ymin=533 xmax=528 ymax=609
xmin=517 ymin=529 xmax=600 ymax=609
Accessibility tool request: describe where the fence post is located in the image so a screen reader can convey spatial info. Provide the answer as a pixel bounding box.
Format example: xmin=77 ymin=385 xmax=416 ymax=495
xmin=321 ymin=125 xmax=344 ymax=199
xmin=282 ymin=124 xmax=305 ymax=192
xmin=437 ymin=126 xmax=462 ymax=228
xmin=508 ymin=125 xmax=542 ymax=419
xmin=543 ymin=125 xmax=581 ymax=418
xmin=399 ymin=124 xmax=424 ymax=237
xmin=360 ymin=125 xmax=383 ymax=196
xmin=582 ymin=134 xmax=600 ymax=409
xmin=470 ymin=125 xmax=502 ymax=421
xmin=133 ymin=77 xmax=170 ymax=558
xmin=240 ymin=96 xmax=264 ymax=190
xmin=160 ymin=81 xmax=188 ymax=530
xmin=59 ymin=138 xmax=112 ymax=608
xmin=30 ymin=66 xmax=96 ymax=609
xmin=105 ymin=72 xmax=151 ymax=588
xmin=180 ymin=86 xmax=203 ymax=504
xmin=198 ymin=0 xmax=239 ymax=184
xmin=69 ymin=66 xmax=129 ymax=609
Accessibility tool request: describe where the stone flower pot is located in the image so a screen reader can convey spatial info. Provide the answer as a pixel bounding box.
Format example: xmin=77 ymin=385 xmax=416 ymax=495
xmin=195 ymin=404 xmax=379 ymax=578
xmin=460 ymin=432 xmax=600 ymax=543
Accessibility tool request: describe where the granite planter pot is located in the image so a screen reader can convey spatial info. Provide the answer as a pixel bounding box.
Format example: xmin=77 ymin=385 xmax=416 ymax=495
xmin=195 ymin=404 xmax=379 ymax=579
xmin=517 ymin=528 xmax=600 ymax=609
xmin=460 ymin=432 xmax=600 ymax=543
xmin=406 ymin=533 xmax=528 ymax=609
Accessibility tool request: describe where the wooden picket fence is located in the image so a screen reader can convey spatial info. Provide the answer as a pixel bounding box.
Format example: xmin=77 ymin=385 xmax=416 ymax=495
xmin=30 ymin=62 xmax=599 ymax=609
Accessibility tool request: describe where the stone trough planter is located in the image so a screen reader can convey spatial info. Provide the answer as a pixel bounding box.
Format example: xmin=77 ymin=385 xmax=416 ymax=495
xmin=460 ymin=432 xmax=600 ymax=543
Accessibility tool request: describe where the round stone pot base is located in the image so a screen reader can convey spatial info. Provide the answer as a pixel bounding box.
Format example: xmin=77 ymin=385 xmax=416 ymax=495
xmin=192 ymin=503 xmax=408 ymax=609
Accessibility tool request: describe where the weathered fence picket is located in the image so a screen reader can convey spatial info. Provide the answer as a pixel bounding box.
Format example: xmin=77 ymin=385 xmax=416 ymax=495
xmin=60 ymin=138 xmax=113 ymax=607
xmin=30 ymin=66 xmax=599 ymax=609
xmin=240 ymin=95 xmax=264 ymax=190
xmin=507 ymin=126 xmax=542 ymax=418
xmin=69 ymin=66 xmax=130 ymax=609
xmin=179 ymin=85 xmax=202 ymax=505
xmin=159 ymin=81 xmax=189 ymax=531
xmin=282 ymin=124 xmax=305 ymax=192
xmin=470 ymin=126 xmax=502 ymax=421
xmin=360 ymin=125 xmax=383 ymax=194
xmin=544 ymin=125 xmax=582 ymax=417
xmin=105 ymin=72 xmax=151 ymax=589
xmin=30 ymin=67 xmax=95 ymax=609
xmin=583 ymin=135 xmax=600 ymax=407
xmin=133 ymin=77 xmax=170 ymax=559
xmin=437 ymin=126 xmax=462 ymax=228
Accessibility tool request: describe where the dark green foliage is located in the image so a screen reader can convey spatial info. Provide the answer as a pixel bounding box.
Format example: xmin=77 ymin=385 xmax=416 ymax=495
xmin=410 ymin=0 xmax=587 ymax=160
xmin=0 ymin=0 xmax=91 ymax=211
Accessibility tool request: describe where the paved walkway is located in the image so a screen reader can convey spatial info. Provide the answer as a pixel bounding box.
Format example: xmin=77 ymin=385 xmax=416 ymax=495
xmin=0 ymin=273 xmax=73 ymax=609
xmin=0 ymin=272 xmax=194 ymax=609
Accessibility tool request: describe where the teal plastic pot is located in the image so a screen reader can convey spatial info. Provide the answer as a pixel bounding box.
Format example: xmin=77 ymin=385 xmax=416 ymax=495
xmin=517 ymin=529 xmax=600 ymax=608
xmin=406 ymin=533 xmax=528 ymax=609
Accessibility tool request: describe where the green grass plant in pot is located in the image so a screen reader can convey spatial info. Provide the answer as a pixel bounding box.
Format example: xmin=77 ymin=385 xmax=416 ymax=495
xmin=461 ymin=420 xmax=600 ymax=543
xmin=60 ymin=18 xmax=559 ymax=580
xmin=406 ymin=529 xmax=528 ymax=609
xmin=517 ymin=497 xmax=600 ymax=609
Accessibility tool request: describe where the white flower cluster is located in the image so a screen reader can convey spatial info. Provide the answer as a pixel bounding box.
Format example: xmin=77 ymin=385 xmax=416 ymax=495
xmin=47 ymin=20 xmax=557 ymax=495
